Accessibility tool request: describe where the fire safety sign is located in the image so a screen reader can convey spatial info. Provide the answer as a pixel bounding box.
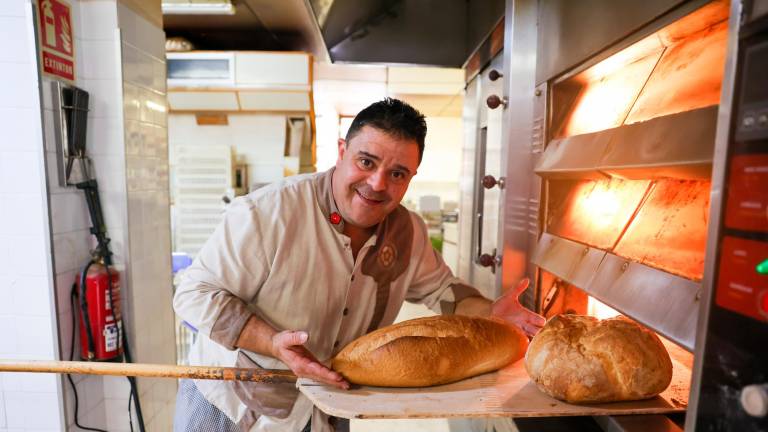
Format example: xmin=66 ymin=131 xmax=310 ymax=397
xmin=37 ymin=0 xmax=75 ymax=81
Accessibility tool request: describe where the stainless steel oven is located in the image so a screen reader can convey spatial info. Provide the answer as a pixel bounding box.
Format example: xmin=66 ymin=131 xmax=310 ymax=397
xmin=460 ymin=0 xmax=768 ymax=430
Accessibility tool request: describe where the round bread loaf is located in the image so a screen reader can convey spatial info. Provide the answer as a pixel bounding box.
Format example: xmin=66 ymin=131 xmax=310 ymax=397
xmin=525 ymin=314 xmax=673 ymax=403
xmin=332 ymin=315 xmax=528 ymax=387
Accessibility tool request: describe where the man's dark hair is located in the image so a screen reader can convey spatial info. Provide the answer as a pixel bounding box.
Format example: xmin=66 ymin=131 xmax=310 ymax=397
xmin=345 ymin=98 xmax=427 ymax=163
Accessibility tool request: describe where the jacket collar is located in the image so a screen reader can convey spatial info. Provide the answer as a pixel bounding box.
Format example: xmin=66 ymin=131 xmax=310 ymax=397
xmin=313 ymin=167 xmax=346 ymax=234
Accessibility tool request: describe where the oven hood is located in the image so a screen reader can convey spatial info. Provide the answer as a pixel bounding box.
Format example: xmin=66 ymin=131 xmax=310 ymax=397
xmin=308 ymin=0 xmax=503 ymax=66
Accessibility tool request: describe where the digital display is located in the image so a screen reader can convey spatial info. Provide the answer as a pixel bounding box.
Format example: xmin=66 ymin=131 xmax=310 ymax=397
xmin=741 ymin=40 xmax=768 ymax=105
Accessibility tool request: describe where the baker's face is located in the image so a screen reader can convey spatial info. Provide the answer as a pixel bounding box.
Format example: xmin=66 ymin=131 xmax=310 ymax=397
xmin=332 ymin=126 xmax=420 ymax=229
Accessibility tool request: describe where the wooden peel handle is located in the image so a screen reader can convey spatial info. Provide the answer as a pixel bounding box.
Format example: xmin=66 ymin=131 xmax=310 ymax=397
xmin=0 ymin=360 xmax=297 ymax=383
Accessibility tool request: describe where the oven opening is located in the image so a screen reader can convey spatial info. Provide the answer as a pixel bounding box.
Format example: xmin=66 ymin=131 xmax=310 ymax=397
xmin=533 ymin=0 xmax=730 ymax=353
xmin=547 ymin=177 xmax=710 ymax=281
xmin=552 ymin=0 xmax=729 ymax=139
xmin=537 ymin=270 xmax=693 ymax=364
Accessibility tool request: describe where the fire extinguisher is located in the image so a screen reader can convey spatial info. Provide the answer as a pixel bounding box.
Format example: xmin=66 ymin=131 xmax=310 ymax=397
xmin=76 ymin=261 xmax=123 ymax=361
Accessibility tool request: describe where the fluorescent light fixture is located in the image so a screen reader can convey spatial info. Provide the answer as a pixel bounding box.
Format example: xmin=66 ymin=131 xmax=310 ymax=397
xmin=162 ymin=1 xmax=236 ymax=15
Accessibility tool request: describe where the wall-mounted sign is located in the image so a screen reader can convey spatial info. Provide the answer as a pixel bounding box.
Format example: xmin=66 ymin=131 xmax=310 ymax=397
xmin=37 ymin=0 xmax=75 ymax=82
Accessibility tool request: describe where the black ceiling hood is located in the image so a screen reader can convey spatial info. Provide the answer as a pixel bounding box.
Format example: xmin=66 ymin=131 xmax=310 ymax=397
xmin=310 ymin=0 xmax=504 ymax=67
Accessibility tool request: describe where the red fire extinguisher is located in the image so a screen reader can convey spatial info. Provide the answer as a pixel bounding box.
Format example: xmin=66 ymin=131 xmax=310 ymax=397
xmin=76 ymin=261 xmax=123 ymax=361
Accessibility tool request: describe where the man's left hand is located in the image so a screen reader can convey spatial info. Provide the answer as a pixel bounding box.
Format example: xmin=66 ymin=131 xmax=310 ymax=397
xmin=491 ymin=278 xmax=545 ymax=337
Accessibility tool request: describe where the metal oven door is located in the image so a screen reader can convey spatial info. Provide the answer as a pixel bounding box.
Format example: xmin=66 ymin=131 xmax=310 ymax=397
xmin=462 ymin=53 xmax=506 ymax=298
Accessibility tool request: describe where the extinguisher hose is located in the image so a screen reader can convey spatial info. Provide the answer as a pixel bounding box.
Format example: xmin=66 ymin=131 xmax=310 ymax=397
xmin=68 ymin=283 xmax=108 ymax=432
xmin=79 ymin=261 xmax=98 ymax=360
xmin=104 ymin=264 xmax=146 ymax=432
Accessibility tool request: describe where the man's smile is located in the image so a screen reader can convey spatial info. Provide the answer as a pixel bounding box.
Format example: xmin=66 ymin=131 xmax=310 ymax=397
xmin=355 ymin=189 xmax=386 ymax=206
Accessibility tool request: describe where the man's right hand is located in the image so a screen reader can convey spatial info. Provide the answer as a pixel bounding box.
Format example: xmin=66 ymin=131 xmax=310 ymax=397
xmin=271 ymin=330 xmax=350 ymax=390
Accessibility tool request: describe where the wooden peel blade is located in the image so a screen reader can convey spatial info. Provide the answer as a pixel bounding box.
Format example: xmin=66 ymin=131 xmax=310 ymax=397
xmin=0 ymin=360 xmax=297 ymax=383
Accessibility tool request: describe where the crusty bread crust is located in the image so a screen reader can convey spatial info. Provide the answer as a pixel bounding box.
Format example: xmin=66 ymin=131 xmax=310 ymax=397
xmin=525 ymin=315 xmax=673 ymax=403
xmin=332 ymin=315 xmax=528 ymax=387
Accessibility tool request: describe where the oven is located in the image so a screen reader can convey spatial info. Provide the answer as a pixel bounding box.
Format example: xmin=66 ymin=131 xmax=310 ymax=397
xmin=488 ymin=0 xmax=767 ymax=430
xmin=531 ymin=0 xmax=730 ymax=350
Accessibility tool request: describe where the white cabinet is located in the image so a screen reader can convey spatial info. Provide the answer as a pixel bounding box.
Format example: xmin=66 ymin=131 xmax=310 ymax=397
xmin=235 ymin=52 xmax=309 ymax=88
xmin=166 ymin=51 xmax=313 ymax=113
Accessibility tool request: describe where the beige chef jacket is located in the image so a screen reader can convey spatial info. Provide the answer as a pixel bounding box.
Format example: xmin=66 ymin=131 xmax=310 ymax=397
xmin=173 ymin=168 xmax=483 ymax=432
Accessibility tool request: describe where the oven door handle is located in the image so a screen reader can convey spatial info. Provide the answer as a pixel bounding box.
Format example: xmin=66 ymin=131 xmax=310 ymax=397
xmin=482 ymin=175 xmax=505 ymax=190
xmin=475 ymin=210 xmax=484 ymax=262
xmin=474 ymin=176 xmax=505 ymax=273
xmin=476 ymin=248 xmax=501 ymax=272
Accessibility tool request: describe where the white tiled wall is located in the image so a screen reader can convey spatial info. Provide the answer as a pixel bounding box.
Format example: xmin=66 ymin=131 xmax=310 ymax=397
xmin=0 ymin=1 xmax=63 ymax=431
xmin=1 ymin=0 xmax=173 ymax=431
xmin=36 ymin=1 xmax=126 ymax=430
xmin=118 ymin=3 xmax=176 ymax=430
xmin=43 ymin=4 xmax=125 ymax=308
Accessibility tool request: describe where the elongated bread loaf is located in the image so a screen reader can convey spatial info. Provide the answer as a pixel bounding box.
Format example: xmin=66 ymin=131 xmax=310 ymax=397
xmin=525 ymin=314 xmax=673 ymax=403
xmin=332 ymin=315 xmax=528 ymax=387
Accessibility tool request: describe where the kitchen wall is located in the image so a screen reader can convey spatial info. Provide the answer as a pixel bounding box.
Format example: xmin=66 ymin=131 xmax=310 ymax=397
xmin=0 ymin=1 xmax=63 ymax=430
xmin=118 ymin=1 xmax=176 ymax=430
xmin=168 ymin=113 xmax=288 ymax=187
xmin=402 ymin=116 xmax=464 ymax=208
xmin=0 ymin=1 xmax=174 ymax=431
xmin=44 ymin=2 xmax=127 ymax=429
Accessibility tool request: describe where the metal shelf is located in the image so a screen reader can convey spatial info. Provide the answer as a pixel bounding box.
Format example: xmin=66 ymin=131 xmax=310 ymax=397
xmin=533 ymin=233 xmax=701 ymax=351
xmin=535 ymin=106 xmax=717 ymax=181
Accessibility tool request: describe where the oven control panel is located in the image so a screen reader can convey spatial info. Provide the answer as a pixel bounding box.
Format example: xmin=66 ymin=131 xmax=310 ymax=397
xmin=735 ymin=39 xmax=768 ymax=142
xmin=714 ymin=35 xmax=768 ymax=324
xmin=718 ymin=152 xmax=768 ymax=322
xmin=716 ymin=236 xmax=768 ymax=321
xmin=692 ymin=6 xmax=768 ymax=431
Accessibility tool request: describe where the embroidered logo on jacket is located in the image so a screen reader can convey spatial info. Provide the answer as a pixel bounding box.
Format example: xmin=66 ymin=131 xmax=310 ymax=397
xmin=378 ymin=244 xmax=396 ymax=268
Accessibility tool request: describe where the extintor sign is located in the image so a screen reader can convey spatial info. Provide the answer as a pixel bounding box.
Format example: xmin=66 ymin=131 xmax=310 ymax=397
xmin=36 ymin=0 xmax=75 ymax=81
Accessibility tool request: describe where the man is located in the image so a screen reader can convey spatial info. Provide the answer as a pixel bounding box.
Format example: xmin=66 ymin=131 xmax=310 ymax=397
xmin=173 ymin=98 xmax=545 ymax=432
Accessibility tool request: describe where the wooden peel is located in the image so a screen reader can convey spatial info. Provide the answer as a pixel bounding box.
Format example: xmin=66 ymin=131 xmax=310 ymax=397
xmin=0 ymin=360 xmax=297 ymax=383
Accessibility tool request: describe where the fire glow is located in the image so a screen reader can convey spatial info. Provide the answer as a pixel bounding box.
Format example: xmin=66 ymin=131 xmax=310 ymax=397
xmin=557 ymin=0 xmax=728 ymax=138
xmin=564 ymin=52 xmax=661 ymax=137
xmin=578 ymin=186 xmax=621 ymax=229
xmin=547 ymin=179 xmax=651 ymax=250
xmin=547 ymin=178 xmax=711 ymax=281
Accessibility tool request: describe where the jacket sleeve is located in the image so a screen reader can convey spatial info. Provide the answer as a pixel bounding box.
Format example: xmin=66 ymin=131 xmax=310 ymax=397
xmin=404 ymin=213 xmax=485 ymax=314
xmin=173 ymin=197 xmax=272 ymax=350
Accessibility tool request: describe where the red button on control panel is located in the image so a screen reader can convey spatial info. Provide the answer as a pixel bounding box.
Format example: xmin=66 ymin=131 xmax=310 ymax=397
xmin=761 ymin=290 xmax=768 ymax=319
xmin=716 ymin=236 xmax=768 ymax=322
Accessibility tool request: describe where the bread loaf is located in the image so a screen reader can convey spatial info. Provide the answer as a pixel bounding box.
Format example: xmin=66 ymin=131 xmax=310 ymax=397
xmin=525 ymin=314 xmax=672 ymax=403
xmin=332 ymin=315 xmax=528 ymax=387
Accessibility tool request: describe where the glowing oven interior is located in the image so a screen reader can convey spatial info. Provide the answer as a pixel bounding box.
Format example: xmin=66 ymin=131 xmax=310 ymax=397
xmin=552 ymin=0 xmax=729 ymax=139
xmin=547 ymin=178 xmax=711 ymax=281
xmin=537 ymin=0 xmax=729 ymax=324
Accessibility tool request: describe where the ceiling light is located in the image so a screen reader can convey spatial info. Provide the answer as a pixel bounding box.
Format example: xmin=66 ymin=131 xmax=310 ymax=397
xmin=162 ymin=1 xmax=236 ymax=15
